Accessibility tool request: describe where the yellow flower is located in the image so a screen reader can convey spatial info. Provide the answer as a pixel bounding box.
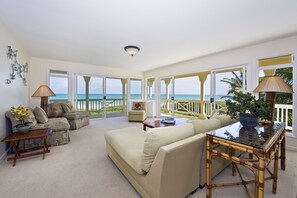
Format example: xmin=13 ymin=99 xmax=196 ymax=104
xmin=10 ymin=105 xmax=29 ymax=122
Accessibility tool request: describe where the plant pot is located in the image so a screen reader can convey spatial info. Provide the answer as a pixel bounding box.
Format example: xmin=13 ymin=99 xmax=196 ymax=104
xmin=239 ymin=114 xmax=259 ymax=128
xmin=16 ymin=126 xmax=31 ymax=134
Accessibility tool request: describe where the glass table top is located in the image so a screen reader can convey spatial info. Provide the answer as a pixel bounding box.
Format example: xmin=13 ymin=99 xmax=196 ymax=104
xmin=207 ymin=122 xmax=285 ymax=149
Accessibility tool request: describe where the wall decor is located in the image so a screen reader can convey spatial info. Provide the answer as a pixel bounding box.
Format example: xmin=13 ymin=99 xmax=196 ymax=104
xmin=6 ymin=46 xmax=28 ymax=85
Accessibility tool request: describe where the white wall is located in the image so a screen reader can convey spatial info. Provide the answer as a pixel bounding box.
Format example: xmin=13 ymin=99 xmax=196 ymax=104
xmin=0 ymin=20 xmax=30 ymax=159
xmin=29 ymin=57 xmax=144 ymax=107
xmin=144 ymin=34 xmax=297 ymax=149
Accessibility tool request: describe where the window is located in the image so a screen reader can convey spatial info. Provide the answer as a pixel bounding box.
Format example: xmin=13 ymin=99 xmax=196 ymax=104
xmin=130 ymin=79 xmax=142 ymax=99
xmin=49 ymin=70 xmax=69 ymax=102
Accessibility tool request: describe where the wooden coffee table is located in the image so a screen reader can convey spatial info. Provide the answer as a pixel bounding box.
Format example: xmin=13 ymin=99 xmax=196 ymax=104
xmin=142 ymin=118 xmax=187 ymax=131
xmin=1 ymin=128 xmax=52 ymax=166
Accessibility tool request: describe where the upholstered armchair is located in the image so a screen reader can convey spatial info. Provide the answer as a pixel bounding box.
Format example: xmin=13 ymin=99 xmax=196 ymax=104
xmin=128 ymin=102 xmax=147 ymax=122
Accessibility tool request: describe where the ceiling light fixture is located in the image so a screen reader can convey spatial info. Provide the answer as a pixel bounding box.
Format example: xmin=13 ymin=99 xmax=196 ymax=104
xmin=124 ymin=45 xmax=140 ymax=56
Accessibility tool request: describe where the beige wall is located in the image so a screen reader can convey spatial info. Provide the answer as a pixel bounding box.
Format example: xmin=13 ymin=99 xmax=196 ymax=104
xmin=0 ymin=20 xmax=30 ymax=159
xmin=29 ymin=57 xmax=144 ymax=107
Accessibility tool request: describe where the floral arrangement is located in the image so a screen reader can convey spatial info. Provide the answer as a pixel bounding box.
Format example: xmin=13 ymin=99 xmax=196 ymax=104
xmin=10 ymin=105 xmax=29 ymax=126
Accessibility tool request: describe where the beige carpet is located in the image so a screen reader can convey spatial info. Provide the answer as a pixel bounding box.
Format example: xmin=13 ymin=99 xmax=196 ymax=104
xmin=0 ymin=117 xmax=296 ymax=198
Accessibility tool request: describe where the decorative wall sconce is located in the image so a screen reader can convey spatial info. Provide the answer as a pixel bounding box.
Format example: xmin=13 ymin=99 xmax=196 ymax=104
xmin=6 ymin=46 xmax=29 ymax=85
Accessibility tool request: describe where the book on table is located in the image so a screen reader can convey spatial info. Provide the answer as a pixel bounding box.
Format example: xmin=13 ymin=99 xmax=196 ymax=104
xmin=160 ymin=117 xmax=176 ymax=124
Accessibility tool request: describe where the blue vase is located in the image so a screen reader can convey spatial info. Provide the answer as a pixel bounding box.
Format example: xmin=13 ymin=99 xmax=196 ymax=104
xmin=17 ymin=126 xmax=31 ymax=134
xmin=239 ymin=114 xmax=259 ymax=128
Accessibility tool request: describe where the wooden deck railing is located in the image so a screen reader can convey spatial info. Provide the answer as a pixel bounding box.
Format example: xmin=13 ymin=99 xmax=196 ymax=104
xmin=76 ymin=98 xmax=125 ymax=113
xmin=160 ymin=99 xmax=225 ymax=116
xmin=275 ymin=104 xmax=293 ymax=131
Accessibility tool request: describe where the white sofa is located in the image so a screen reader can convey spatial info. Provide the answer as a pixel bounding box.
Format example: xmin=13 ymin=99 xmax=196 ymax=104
xmin=105 ymin=114 xmax=236 ymax=198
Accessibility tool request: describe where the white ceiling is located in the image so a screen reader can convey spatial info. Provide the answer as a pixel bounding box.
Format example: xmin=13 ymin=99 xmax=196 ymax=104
xmin=1 ymin=0 xmax=297 ymax=72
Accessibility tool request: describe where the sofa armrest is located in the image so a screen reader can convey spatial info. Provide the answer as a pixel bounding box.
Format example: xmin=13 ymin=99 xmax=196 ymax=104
xmin=144 ymin=133 xmax=206 ymax=198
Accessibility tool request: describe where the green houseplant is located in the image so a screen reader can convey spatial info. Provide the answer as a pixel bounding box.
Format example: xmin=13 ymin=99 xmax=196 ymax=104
xmin=225 ymin=92 xmax=270 ymax=128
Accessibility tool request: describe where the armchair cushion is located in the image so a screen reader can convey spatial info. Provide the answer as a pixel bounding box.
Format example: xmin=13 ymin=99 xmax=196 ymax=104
xmin=141 ymin=123 xmax=194 ymax=172
xmin=128 ymin=110 xmax=145 ymax=115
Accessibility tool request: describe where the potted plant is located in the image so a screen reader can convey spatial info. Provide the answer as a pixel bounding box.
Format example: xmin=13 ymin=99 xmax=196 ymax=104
xmin=225 ymin=92 xmax=270 ymax=128
xmin=10 ymin=105 xmax=31 ymax=133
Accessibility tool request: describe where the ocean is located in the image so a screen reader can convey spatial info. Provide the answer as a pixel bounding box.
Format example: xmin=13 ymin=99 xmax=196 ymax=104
xmin=50 ymin=93 xmax=227 ymax=101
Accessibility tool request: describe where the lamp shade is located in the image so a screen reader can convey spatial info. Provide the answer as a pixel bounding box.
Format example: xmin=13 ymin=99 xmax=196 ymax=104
xmin=32 ymin=85 xmax=56 ymax=97
xmin=253 ymin=76 xmax=293 ymax=93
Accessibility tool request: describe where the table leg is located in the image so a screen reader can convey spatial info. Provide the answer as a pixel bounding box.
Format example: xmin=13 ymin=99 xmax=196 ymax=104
xmin=249 ymin=153 xmax=253 ymax=159
xmin=206 ymin=137 xmax=212 ymax=198
xmin=43 ymin=137 xmax=46 ymax=160
xmin=11 ymin=140 xmax=20 ymax=167
xmin=143 ymin=124 xmax=146 ymax=131
xmin=257 ymin=156 xmax=265 ymax=198
xmin=281 ymin=135 xmax=286 ymax=170
xmin=229 ymin=148 xmax=236 ymax=176
xmin=273 ymin=147 xmax=279 ymax=194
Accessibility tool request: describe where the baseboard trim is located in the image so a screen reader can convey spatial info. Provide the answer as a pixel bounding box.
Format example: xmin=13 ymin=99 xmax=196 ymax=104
xmin=286 ymin=145 xmax=297 ymax=151
xmin=0 ymin=149 xmax=9 ymax=164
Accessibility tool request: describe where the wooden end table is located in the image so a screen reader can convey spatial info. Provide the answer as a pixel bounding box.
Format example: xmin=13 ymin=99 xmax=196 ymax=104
xmin=142 ymin=118 xmax=187 ymax=131
xmin=206 ymin=122 xmax=286 ymax=198
xmin=1 ymin=128 xmax=52 ymax=166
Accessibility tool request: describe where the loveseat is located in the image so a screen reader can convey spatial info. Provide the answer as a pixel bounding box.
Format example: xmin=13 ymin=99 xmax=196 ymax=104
xmin=6 ymin=107 xmax=70 ymax=149
xmin=104 ymin=113 xmax=237 ymax=198
xmin=47 ymin=101 xmax=90 ymax=130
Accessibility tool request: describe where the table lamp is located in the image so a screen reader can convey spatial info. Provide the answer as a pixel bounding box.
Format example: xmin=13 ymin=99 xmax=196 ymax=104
xmin=32 ymin=85 xmax=56 ymax=114
xmin=253 ymin=76 xmax=293 ymax=122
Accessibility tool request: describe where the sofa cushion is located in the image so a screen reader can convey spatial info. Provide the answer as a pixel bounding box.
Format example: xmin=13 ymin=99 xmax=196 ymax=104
xmin=48 ymin=102 xmax=64 ymax=117
xmin=61 ymin=102 xmax=74 ymax=113
xmin=33 ymin=107 xmax=49 ymax=124
xmin=210 ymin=114 xmax=237 ymax=127
xmin=188 ymin=119 xmax=221 ymax=134
xmin=23 ymin=109 xmax=37 ymax=126
xmin=31 ymin=117 xmax=70 ymax=132
xmin=141 ymin=123 xmax=194 ymax=172
xmin=105 ymin=127 xmax=147 ymax=174
xmin=63 ymin=112 xmax=89 ymax=120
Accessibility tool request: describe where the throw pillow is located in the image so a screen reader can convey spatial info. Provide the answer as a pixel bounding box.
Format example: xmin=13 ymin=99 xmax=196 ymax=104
xmin=132 ymin=102 xmax=142 ymax=110
xmin=33 ymin=107 xmax=49 ymax=124
xmin=61 ymin=102 xmax=74 ymax=113
xmin=23 ymin=109 xmax=37 ymax=126
xmin=48 ymin=102 xmax=64 ymax=117
xmin=141 ymin=123 xmax=194 ymax=172
xmin=209 ymin=107 xmax=228 ymax=118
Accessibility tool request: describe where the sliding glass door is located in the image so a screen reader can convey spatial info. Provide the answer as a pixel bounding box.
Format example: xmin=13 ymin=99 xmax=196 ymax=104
xmin=75 ymin=75 xmax=105 ymax=118
xmin=105 ymin=78 xmax=127 ymax=117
